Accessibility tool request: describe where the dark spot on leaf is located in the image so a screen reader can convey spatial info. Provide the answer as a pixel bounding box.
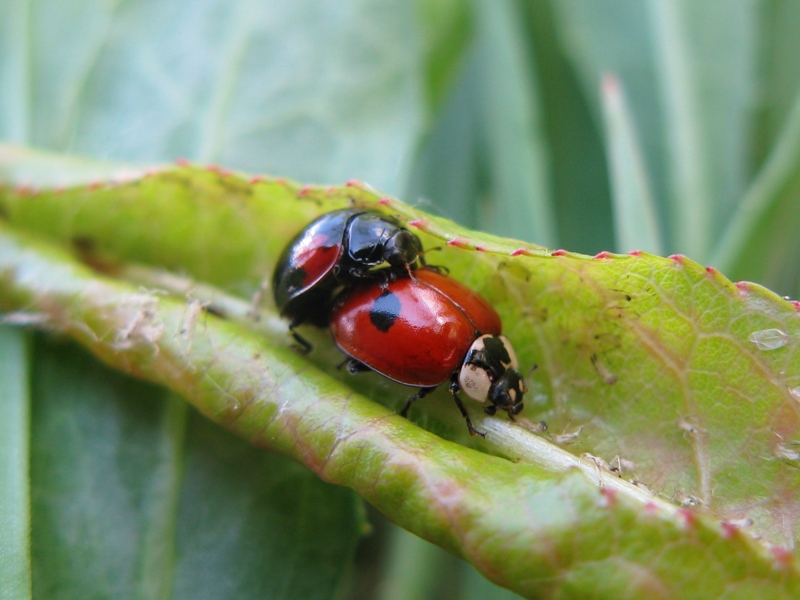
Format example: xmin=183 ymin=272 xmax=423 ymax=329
xmin=72 ymin=236 xmax=97 ymax=255
xmin=205 ymin=304 xmax=225 ymax=318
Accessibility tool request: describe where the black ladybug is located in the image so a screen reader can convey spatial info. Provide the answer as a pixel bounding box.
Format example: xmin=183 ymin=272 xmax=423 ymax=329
xmin=272 ymin=208 xmax=424 ymax=348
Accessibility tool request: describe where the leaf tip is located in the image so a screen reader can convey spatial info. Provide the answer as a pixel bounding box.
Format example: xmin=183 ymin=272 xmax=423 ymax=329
xmin=551 ymin=249 xmax=568 ymax=257
xmin=594 ymin=251 xmax=612 ymax=259
xmin=510 ymin=247 xmax=531 ymax=257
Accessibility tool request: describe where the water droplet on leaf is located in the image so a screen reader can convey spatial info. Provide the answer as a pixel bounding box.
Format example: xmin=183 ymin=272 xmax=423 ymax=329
xmin=748 ymin=329 xmax=789 ymax=351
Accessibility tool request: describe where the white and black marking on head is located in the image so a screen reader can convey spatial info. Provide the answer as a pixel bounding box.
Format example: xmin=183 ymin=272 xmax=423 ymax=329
xmin=458 ymin=362 xmax=493 ymax=403
xmin=465 ymin=334 xmax=518 ymax=372
xmin=458 ymin=335 xmax=525 ymax=412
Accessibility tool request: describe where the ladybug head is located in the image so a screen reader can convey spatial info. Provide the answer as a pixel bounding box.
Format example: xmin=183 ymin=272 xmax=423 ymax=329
xmin=458 ymin=335 xmax=527 ymax=419
xmin=485 ymin=368 xmax=526 ymax=419
xmin=383 ymin=229 xmax=422 ymax=269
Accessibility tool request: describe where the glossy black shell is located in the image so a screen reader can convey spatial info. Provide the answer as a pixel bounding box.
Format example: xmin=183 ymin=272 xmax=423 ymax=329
xmin=272 ymin=208 xmax=423 ymax=327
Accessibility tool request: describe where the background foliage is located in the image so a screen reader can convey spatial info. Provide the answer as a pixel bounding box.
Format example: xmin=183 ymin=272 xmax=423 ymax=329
xmin=2 ymin=0 xmax=800 ymax=598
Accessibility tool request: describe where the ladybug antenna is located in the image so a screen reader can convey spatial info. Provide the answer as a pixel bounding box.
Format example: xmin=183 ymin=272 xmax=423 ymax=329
xmin=405 ymin=261 xmax=418 ymax=284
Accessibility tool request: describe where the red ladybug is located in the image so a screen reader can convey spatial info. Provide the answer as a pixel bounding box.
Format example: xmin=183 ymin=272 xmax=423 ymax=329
xmin=272 ymin=208 xmax=424 ymax=349
xmin=330 ymin=268 xmax=526 ymax=436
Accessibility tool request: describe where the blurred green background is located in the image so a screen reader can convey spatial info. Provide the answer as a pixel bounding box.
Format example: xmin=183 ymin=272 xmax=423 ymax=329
xmin=3 ymin=0 xmax=800 ymax=598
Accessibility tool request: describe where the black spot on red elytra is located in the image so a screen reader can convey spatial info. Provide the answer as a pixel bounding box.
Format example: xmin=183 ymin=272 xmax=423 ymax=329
xmin=370 ymin=290 xmax=401 ymax=332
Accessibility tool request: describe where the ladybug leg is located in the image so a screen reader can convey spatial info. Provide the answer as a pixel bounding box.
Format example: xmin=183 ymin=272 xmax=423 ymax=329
xmin=399 ymin=386 xmax=436 ymax=418
xmin=288 ymin=326 xmax=313 ymax=354
xmin=346 ymin=265 xmax=397 ymax=285
xmin=420 ymin=263 xmax=449 ymax=277
xmin=483 ymin=404 xmax=516 ymax=421
xmin=418 ymin=246 xmax=443 ymax=265
xmin=418 ymin=248 xmax=449 ymax=275
xmin=342 ymin=358 xmax=372 ymax=375
xmin=347 ymin=266 xmax=394 ymax=290
xmin=449 ymin=381 xmax=486 ymax=438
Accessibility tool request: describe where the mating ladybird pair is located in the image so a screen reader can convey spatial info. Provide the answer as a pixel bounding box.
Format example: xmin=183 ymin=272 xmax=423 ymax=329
xmin=272 ymin=208 xmax=526 ymax=436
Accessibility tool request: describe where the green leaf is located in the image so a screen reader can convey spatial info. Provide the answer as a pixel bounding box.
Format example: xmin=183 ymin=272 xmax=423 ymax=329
xmin=712 ymin=90 xmax=800 ymax=293
xmin=553 ymin=0 xmax=759 ymax=259
xmin=27 ymin=336 xmax=362 ymax=599
xmin=471 ymin=0 xmax=556 ymax=246
xmin=753 ymin=0 xmax=800 ymax=166
xmin=647 ymin=0 xmax=758 ymax=258
xmin=30 ymin=340 xmax=175 ymax=597
xmin=521 ymin=0 xmax=615 ymax=255
xmin=552 ymin=0 xmax=669 ymax=235
xmin=173 ymin=411 xmax=361 ymax=599
xmin=378 ymin=526 xmax=447 ymax=600
xmin=405 ymin=52 xmax=484 ymax=228
xmin=0 ymin=326 xmax=31 ymax=600
xmin=414 ymin=0 xmax=472 ymax=112
xmin=599 ymin=74 xmax=663 ymax=254
xmin=0 ymin=0 xmax=424 ymax=195
xmin=2 ymin=155 xmax=800 ymax=597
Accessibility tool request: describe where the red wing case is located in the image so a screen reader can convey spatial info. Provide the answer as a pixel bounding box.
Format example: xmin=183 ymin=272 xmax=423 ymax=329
xmin=331 ymin=275 xmax=492 ymax=387
xmin=413 ymin=269 xmax=502 ymax=336
xmin=272 ymin=211 xmax=353 ymax=312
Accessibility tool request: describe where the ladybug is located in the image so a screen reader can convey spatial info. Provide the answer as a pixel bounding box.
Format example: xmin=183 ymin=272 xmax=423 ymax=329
xmin=330 ymin=268 xmax=526 ymax=436
xmin=272 ymin=208 xmax=424 ymax=349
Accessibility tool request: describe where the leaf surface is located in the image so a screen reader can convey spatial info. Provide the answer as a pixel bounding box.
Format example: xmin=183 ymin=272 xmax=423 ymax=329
xmin=2 ymin=151 xmax=800 ymax=596
xmin=26 ymin=336 xmax=361 ymax=600
xmin=0 ymin=326 xmax=31 ymax=600
xmin=0 ymin=0 xmax=423 ymax=195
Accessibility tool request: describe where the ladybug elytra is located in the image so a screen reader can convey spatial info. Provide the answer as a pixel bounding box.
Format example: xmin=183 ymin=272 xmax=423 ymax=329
xmin=330 ymin=268 xmax=526 ymax=436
